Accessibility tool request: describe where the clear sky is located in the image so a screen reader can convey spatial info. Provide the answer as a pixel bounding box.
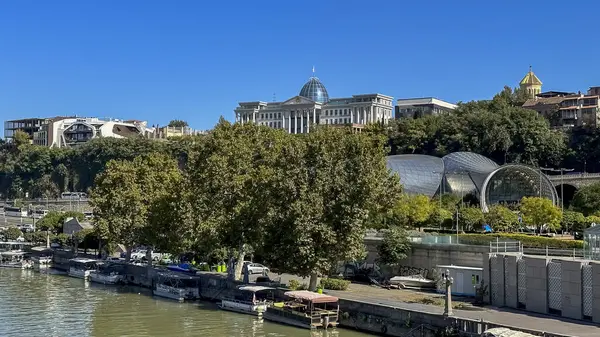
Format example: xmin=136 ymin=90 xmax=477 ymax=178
xmin=1 ymin=0 xmax=599 ymax=131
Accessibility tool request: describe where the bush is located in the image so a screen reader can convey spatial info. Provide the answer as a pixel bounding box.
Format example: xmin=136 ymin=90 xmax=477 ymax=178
xmin=320 ymin=278 xmax=350 ymax=291
xmin=456 ymin=233 xmax=583 ymax=249
xmin=288 ymin=279 xmax=300 ymax=290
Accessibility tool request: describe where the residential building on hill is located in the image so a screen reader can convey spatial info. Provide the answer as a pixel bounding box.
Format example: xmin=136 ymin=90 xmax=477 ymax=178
xmin=4 ymin=116 xmax=153 ymax=147
xmin=523 ymin=91 xmax=600 ymax=128
xmin=145 ymin=125 xmax=207 ymax=139
xmin=394 ymin=97 xmax=457 ymax=118
xmin=234 ymin=74 xmax=394 ymax=134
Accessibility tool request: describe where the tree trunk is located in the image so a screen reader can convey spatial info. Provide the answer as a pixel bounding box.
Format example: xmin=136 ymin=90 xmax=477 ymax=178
xmin=126 ymin=247 xmax=132 ymax=262
xmin=146 ymin=248 xmax=153 ymax=269
xmin=46 ymin=230 xmax=50 ymax=248
xmin=233 ymin=244 xmax=246 ymax=281
xmin=309 ymin=272 xmax=319 ymax=291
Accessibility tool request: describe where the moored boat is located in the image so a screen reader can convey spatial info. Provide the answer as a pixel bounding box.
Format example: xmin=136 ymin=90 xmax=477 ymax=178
xmin=153 ymin=271 xmax=200 ymax=301
xmin=264 ymin=290 xmax=339 ymax=330
xmin=219 ymin=285 xmax=275 ymax=316
xmin=389 ymin=275 xmax=435 ymax=289
xmin=89 ymin=262 xmax=125 ymax=285
xmin=0 ymin=251 xmax=32 ymax=269
xmin=68 ymin=258 xmax=100 ymax=280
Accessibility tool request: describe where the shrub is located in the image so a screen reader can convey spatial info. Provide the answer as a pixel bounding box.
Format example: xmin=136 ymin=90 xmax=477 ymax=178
xmin=320 ymin=278 xmax=350 ymax=291
xmin=288 ymin=279 xmax=300 ymax=290
xmin=456 ymin=233 xmax=583 ymax=249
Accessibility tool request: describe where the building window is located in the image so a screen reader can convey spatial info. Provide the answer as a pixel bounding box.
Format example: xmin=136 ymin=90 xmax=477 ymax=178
xmin=278 ymin=113 xmax=281 ymax=118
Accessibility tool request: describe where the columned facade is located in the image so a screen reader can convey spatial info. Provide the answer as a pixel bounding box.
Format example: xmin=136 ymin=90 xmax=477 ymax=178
xmin=234 ymin=77 xmax=393 ymax=134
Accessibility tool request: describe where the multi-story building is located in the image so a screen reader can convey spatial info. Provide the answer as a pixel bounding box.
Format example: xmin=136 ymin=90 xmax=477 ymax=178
xmin=234 ymin=75 xmax=394 ymax=133
xmin=146 ymin=125 xmax=207 ymax=139
xmin=394 ymin=97 xmax=457 ymax=118
xmin=4 ymin=116 xmax=154 ymax=147
xmin=523 ymin=91 xmax=600 ymax=128
xmin=4 ymin=117 xmax=52 ymax=144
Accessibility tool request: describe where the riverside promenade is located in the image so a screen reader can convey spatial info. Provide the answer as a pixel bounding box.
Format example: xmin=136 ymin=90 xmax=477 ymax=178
xmin=328 ymin=283 xmax=600 ymax=337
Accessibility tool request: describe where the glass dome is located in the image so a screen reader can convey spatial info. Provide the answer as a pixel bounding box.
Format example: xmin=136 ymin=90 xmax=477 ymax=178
xmin=299 ymin=77 xmax=329 ymax=103
xmin=386 ymin=154 xmax=445 ymax=198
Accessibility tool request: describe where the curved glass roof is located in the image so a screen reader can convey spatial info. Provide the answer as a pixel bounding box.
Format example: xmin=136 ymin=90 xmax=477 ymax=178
xmin=480 ymin=165 xmax=558 ymax=212
xmin=386 ymin=155 xmax=444 ymax=198
xmin=299 ymin=77 xmax=329 ymax=103
xmin=442 ymin=152 xmax=499 ymax=196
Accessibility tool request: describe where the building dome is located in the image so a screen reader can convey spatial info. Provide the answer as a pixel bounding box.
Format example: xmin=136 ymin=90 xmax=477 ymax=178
xmin=299 ymin=77 xmax=329 ymax=103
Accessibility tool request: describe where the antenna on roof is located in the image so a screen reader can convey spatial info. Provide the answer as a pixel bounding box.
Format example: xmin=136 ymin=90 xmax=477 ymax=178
xmin=273 ymin=93 xmax=276 ymax=102
xmin=312 ymin=65 xmax=315 ymax=77
xmin=529 ymin=65 xmax=532 ymax=72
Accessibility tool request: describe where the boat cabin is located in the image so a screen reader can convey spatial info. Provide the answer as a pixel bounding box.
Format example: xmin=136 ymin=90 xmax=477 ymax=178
xmin=153 ymin=272 xmax=200 ymax=301
xmin=265 ymin=290 xmax=339 ymax=329
xmin=68 ymin=258 xmax=101 ymax=279
xmin=0 ymin=251 xmax=32 ymax=269
xmin=0 ymin=241 xmax=33 ymax=252
xmin=220 ymin=285 xmax=275 ymax=315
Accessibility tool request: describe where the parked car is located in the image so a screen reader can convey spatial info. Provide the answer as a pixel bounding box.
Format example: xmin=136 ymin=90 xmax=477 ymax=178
xmin=244 ymin=261 xmax=270 ymax=274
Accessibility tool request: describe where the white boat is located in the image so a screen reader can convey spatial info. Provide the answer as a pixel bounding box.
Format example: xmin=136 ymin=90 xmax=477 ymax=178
xmin=0 ymin=251 xmax=33 ymax=269
xmin=89 ymin=263 xmax=125 ymax=285
xmin=68 ymin=258 xmax=100 ymax=280
xmin=389 ymin=275 xmax=435 ymax=289
xmin=153 ymin=272 xmax=200 ymax=301
xmin=219 ymin=285 xmax=274 ymax=316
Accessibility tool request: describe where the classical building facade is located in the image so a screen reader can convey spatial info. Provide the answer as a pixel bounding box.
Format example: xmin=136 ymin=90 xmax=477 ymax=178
xmin=234 ymin=76 xmax=394 ymax=133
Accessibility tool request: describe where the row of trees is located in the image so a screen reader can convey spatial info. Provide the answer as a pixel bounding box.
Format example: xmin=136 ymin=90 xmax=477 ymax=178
xmin=0 ymin=121 xmax=194 ymax=200
xmin=90 ymin=120 xmax=400 ymax=289
xmin=384 ymin=87 xmax=600 ymax=173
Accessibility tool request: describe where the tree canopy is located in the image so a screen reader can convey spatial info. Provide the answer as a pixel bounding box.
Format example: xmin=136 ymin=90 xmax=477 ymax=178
xmin=168 ymin=120 xmax=189 ymax=128
xmin=520 ymin=196 xmax=562 ymax=232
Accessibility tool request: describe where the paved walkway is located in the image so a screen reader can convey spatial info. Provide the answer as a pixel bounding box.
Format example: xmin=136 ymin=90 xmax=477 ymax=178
xmin=328 ymin=285 xmax=600 ymax=337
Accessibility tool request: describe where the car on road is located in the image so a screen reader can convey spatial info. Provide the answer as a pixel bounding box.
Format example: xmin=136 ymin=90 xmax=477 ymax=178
xmin=243 ymin=261 xmax=270 ymax=275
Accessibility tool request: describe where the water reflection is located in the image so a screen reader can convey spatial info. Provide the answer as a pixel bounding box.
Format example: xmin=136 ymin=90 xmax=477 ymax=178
xmin=0 ymin=269 xmax=369 ymax=337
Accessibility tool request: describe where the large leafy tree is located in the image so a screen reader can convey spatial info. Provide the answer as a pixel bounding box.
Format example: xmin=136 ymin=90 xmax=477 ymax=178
xmin=378 ymin=227 xmax=411 ymax=265
xmin=90 ymin=153 xmax=185 ymax=262
xmin=484 ymin=205 xmax=519 ymax=232
xmin=389 ymin=194 xmax=433 ymax=230
xmin=562 ymin=210 xmax=586 ymax=232
xmin=520 ymin=196 xmax=562 ymax=232
xmin=187 ymin=119 xmax=283 ymax=280
xmin=263 ymin=126 xmax=400 ymax=290
xmin=458 ymin=206 xmax=484 ymax=232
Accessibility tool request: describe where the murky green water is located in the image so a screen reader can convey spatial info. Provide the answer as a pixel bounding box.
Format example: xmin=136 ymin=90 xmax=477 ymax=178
xmin=0 ymin=269 xmax=371 ymax=337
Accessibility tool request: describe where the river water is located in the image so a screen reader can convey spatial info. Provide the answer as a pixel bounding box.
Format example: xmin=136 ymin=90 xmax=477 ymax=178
xmin=0 ymin=269 xmax=372 ymax=337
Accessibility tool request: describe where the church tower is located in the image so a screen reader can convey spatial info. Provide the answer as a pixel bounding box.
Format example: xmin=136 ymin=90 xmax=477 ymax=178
xmin=519 ymin=66 xmax=542 ymax=99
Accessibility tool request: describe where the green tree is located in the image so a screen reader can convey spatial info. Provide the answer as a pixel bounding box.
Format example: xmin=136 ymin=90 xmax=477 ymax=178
xmin=562 ymin=210 xmax=586 ymax=232
xmin=389 ymin=194 xmax=433 ymax=229
xmin=458 ymin=206 xmax=484 ymax=232
xmin=262 ymin=125 xmax=399 ymax=290
xmin=571 ymin=182 xmax=600 ymax=216
xmin=584 ymin=215 xmax=600 ymax=230
xmin=168 ymin=120 xmax=189 ymax=128
xmin=520 ymin=196 xmax=562 ymax=232
xmin=90 ymin=153 xmax=186 ymax=263
xmin=485 ymin=205 xmax=518 ymax=232
xmin=187 ymin=120 xmax=283 ymax=280
xmin=426 ymin=205 xmax=453 ymax=229
xmin=377 ymin=227 xmax=411 ymax=265
xmin=4 ymin=227 xmax=22 ymax=241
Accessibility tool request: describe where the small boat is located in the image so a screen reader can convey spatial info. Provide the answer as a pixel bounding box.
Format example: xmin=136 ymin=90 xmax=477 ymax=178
xmin=68 ymin=258 xmax=100 ymax=280
xmin=389 ymin=275 xmax=435 ymax=289
xmin=153 ymin=271 xmax=200 ymax=301
xmin=264 ymin=290 xmax=339 ymax=330
xmin=166 ymin=263 xmax=197 ymax=275
xmin=0 ymin=251 xmax=33 ymax=269
xmin=89 ymin=262 xmax=125 ymax=285
xmin=219 ymin=285 xmax=275 ymax=316
xmin=31 ymin=248 xmax=53 ymax=269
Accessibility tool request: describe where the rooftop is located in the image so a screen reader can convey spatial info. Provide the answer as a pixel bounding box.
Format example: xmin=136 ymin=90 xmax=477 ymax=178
xmin=520 ymin=67 xmax=543 ymax=86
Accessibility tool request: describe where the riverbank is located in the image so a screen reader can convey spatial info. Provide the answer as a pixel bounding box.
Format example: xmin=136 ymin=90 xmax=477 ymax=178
xmin=47 ymin=251 xmax=595 ymax=337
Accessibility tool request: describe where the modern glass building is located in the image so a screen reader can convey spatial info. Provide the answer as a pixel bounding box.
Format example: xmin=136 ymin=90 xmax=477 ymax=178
xmin=386 ymin=152 xmax=558 ymax=211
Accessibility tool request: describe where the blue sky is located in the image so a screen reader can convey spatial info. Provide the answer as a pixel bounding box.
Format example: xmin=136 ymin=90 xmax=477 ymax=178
xmin=1 ymin=0 xmax=599 ymax=131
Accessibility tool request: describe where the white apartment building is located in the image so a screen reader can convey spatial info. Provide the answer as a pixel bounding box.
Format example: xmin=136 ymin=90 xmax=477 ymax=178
xmin=395 ymin=97 xmax=457 ymax=118
xmin=35 ymin=117 xmax=152 ymax=148
xmin=234 ymin=76 xmax=394 ymax=133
